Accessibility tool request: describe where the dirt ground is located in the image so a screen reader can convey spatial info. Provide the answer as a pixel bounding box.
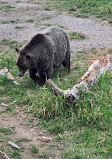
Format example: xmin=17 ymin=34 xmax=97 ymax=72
xmin=0 ymin=105 xmax=62 ymax=159
xmin=0 ymin=0 xmax=112 ymax=159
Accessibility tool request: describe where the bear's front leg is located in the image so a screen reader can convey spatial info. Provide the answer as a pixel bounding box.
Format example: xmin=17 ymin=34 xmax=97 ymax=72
xmin=38 ymin=67 xmax=53 ymax=86
xmin=38 ymin=73 xmax=46 ymax=86
xmin=29 ymin=68 xmax=38 ymax=82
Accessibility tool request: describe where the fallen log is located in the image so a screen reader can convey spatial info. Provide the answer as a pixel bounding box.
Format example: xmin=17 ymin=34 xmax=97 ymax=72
xmin=46 ymin=54 xmax=112 ymax=103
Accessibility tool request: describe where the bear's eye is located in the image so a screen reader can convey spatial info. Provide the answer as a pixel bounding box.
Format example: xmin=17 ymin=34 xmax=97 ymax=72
xmin=26 ymin=55 xmax=30 ymax=59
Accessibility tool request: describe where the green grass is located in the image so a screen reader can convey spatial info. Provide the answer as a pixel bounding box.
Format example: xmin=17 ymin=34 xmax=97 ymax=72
xmin=61 ymin=128 xmax=112 ymax=159
xmin=51 ymin=0 xmax=112 ymax=23
xmin=16 ymin=0 xmax=21 ymax=3
xmin=15 ymin=138 xmax=31 ymax=144
xmin=44 ymin=23 xmax=52 ymax=27
xmin=58 ymin=25 xmax=65 ymax=28
xmin=1 ymin=39 xmax=20 ymax=49
xmin=2 ymin=21 xmax=10 ymax=24
xmin=15 ymin=26 xmax=24 ymax=29
xmin=26 ymin=19 xmax=34 ymax=23
xmin=8 ymin=150 xmax=21 ymax=159
xmin=47 ymin=124 xmax=64 ymax=134
xmin=44 ymin=7 xmax=51 ymax=11
xmin=36 ymin=152 xmax=54 ymax=159
xmin=69 ymin=32 xmax=86 ymax=40
xmin=2 ymin=20 xmax=17 ymax=24
xmin=0 ymin=5 xmax=15 ymax=10
xmin=0 ymin=40 xmax=112 ymax=158
xmin=30 ymin=145 xmax=39 ymax=154
xmin=0 ymin=128 xmax=15 ymax=135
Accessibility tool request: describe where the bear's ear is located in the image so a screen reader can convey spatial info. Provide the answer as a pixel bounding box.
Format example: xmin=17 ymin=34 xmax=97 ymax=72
xmin=15 ymin=47 xmax=19 ymax=53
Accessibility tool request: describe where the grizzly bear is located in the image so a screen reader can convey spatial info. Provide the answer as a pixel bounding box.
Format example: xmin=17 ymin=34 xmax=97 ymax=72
xmin=16 ymin=26 xmax=70 ymax=85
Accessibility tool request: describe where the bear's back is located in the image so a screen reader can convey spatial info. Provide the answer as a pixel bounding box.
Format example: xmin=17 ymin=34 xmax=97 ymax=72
xmin=43 ymin=27 xmax=69 ymax=67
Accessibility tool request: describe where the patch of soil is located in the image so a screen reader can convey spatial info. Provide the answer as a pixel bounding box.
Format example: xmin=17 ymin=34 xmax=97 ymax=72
xmin=0 ymin=106 xmax=62 ymax=159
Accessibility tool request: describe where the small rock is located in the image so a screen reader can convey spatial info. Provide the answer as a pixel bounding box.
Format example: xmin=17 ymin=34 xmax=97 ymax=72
xmin=69 ymin=8 xmax=76 ymax=12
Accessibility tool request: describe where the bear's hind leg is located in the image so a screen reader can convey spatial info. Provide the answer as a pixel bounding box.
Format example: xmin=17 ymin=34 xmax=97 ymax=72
xmin=63 ymin=39 xmax=71 ymax=71
xmin=63 ymin=55 xmax=71 ymax=72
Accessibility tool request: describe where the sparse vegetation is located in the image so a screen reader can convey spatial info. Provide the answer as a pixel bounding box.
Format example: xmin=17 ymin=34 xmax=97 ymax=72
xmin=44 ymin=7 xmax=51 ymax=11
xmin=2 ymin=21 xmax=10 ymax=24
xmin=51 ymin=0 xmax=112 ymax=23
xmin=2 ymin=20 xmax=17 ymax=24
xmin=47 ymin=125 xmax=64 ymax=134
xmin=36 ymin=152 xmax=54 ymax=159
xmin=44 ymin=23 xmax=52 ymax=27
xmin=1 ymin=39 xmax=18 ymax=49
xmin=0 ymin=5 xmax=15 ymax=10
xmin=30 ymin=145 xmax=39 ymax=154
xmin=69 ymin=32 xmax=86 ymax=40
xmin=0 ymin=127 xmax=15 ymax=135
xmin=15 ymin=138 xmax=31 ymax=144
xmin=2 ymin=39 xmax=22 ymax=49
xmin=8 ymin=150 xmax=21 ymax=159
xmin=58 ymin=25 xmax=65 ymax=28
xmin=15 ymin=26 xmax=24 ymax=29
xmin=26 ymin=19 xmax=34 ymax=23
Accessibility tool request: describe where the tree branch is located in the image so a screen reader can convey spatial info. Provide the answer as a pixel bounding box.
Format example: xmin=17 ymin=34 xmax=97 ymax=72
xmin=46 ymin=55 xmax=112 ymax=103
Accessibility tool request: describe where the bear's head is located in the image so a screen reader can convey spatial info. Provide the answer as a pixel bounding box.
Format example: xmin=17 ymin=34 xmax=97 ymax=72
xmin=15 ymin=34 xmax=47 ymax=77
xmin=15 ymin=47 xmax=32 ymax=77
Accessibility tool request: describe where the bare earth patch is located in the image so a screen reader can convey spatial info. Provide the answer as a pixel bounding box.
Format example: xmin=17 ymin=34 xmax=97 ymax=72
xmin=0 ymin=106 xmax=62 ymax=159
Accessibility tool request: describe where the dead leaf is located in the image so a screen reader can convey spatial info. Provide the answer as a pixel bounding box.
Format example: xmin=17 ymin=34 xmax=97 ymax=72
xmin=8 ymin=141 xmax=20 ymax=150
xmin=7 ymin=72 xmax=15 ymax=80
xmin=38 ymin=136 xmax=51 ymax=142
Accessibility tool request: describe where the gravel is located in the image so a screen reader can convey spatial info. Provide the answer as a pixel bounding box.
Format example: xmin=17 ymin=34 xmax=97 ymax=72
xmin=0 ymin=0 xmax=112 ymax=53
xmin=42 ymin=15 xmax=112 ymax=52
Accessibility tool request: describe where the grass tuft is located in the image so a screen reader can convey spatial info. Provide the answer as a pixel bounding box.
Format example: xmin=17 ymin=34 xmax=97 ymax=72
xmin=69 ymin=32 xmax=86 ymax=40
xmin=0 ymin=5 xmax=15 ymax=10
xmin=8 ymin=150 xmax=21 ymax=159
xmin=51 ymin=0 xmax=112 ymax=23
xmin=0 ymin=127 xmax=15 ymax=135
xmin=26 ymin=19 xmax=34 ymax=23
xmin=30 ymin=145 xmax=39 ymax=153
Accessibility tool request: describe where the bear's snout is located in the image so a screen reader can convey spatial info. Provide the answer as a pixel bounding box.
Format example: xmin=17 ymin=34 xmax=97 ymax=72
xmin=18 ymin=72 xmax=23 ymax=77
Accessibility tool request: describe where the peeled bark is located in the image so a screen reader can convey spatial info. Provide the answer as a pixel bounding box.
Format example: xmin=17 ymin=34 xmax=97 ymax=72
xmin=46 ymin=55 xmax=112 ymax=103
xmin=0 ymin=151 xmax=10 ymax=159
xmin=0 ymin=67 xmax=19 ymax=85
